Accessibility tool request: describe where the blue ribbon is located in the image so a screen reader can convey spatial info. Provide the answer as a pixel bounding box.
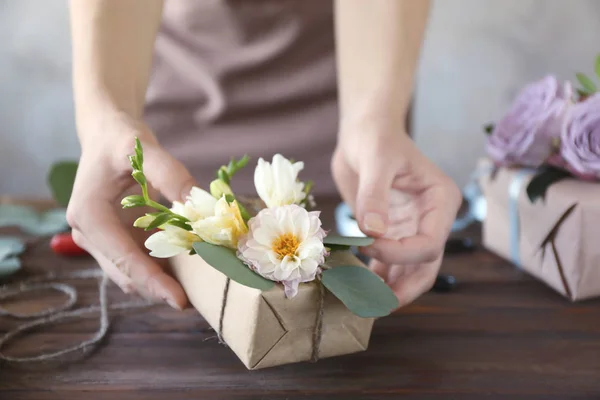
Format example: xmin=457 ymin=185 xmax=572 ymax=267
xmin=508 ymin=169 xmax=533 ymax=269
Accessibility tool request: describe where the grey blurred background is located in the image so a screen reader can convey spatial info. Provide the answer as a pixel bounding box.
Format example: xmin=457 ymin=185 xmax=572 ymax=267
xmin=1 ymin=0 xmax=599 ymax=197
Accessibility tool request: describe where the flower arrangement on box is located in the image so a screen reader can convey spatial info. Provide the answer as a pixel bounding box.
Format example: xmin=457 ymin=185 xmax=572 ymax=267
xmin=121 ymin=139 xmax=399 ymax=318
xmin=484 ymin=55 xmax=600 ymax=202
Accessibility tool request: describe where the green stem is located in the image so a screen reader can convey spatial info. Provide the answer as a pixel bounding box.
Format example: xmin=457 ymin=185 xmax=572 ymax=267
xmin=147 ymin=199 xmax=170 ymax=213
xmin=141 ymin=184 xmax=150 ymax=203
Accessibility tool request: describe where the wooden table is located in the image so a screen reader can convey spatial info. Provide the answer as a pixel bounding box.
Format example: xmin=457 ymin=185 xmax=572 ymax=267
xmin=1 ymin=198 xmax=600 ymax=399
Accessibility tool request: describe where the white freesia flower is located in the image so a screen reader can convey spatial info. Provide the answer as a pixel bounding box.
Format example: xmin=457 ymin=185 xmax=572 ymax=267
xmin=191 ymin=196 xmax=248 ymax=249
xmin=237 ymin=204 xmax=327 ymax=298
xmin=144 ymin=186 xmax=246 ymax=257
xmin=173 ymin=187 xmax=218 ymax=223
xmin=254 ymin=154 xmax=306 ymax=208
xmin=144 ymin=225 xmax=200 ymax=258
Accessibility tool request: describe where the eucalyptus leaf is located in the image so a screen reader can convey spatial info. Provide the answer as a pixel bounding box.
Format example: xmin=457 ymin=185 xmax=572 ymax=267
xmin=0 ymin=237 xmax=26 ymax=260
xmin=192 ymin=242 xmax=274 ymax=291
xmin=48 ymin=161 xmax=78 ymax=207
xmin=323 ymin=235 xmax=374 ymax=247
xmin=0 ymin=205 xmax=68 ymax=236
xmin=576 ymin=73 xmax=597 ymax=94
xmin=321 ymin=265 xmax=399 ymax=318
xmin=0 ymin=257 xmax=21 ymax=278
xmin=325 ymin=244 xmax=351 ymax=252
xmin=526 ymin=166 xmax=572 ymax=203
xmin=32 ymin=209 xmax=69 ymax=236
xmin=595 ymin=54 xmax=600 ymax=80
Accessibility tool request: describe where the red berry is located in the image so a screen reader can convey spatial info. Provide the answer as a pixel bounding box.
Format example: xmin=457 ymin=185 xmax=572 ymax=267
xmin=50 ymin=232 xmax=88 ymax=256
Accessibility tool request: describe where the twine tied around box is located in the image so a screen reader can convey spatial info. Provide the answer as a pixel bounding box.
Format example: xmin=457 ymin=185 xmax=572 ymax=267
xmin=215 ymin=276 xmax=326 ymax=363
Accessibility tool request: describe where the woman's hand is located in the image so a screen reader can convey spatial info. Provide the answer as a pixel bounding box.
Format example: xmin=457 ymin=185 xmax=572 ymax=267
xmin=67 ymin=113 xmax=196 ymax=309
xmin=332 ymin=123 xmax=461 ymax=307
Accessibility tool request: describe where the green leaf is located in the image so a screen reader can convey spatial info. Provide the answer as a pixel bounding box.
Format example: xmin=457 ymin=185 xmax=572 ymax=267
xmin=34 ymin=209 xmax=69 ymax=236
xmin=325 ymin=244 xmax=351 ymax=252
xmin=224 ymin=194 xmax=235 ymax=204
xmin=576 ymin=72 xmax=597 ymax=94
xmin=237 ymin=202 xmax=251 ymax=223
xmin=595 ymin=55 xmax=600 ymax=80
xmin=323 ymin=235 xmax=374 ymax=247
xmin=48 ymin=161 xmax=78 ymax=207
xmin=526 ymin=166 xmax=572 ymax=203
xmin=483 ymin=123 xmax=495 ymax=135
xmin=218 ymin=168 xmax=230 ymax=184
xmin=134 ymin=137 xmax=144 ymax=167
xmin=236 ymin=155 xmax=250 ymax=169
xmin=128 ymin=155 xmax=140 ymax=171
xmin=0 ymin=237 xmax=26 ymax=261
xmin=0 ymin=257 xmax=21 ymax=278
xmin=576 ymin=88 xmax=590 ymax=100
xmin=192 ymin=242 xmax=274 ymax=291
xmin=321 ymin=266 xmax=399 ymax=318
xmin=167 ymin=219 xmax=192 ymax=231
xmin=0 ymin=205 xmax=68 ymax=236
xmin=146 ymin=213 xmax=173 ymax=230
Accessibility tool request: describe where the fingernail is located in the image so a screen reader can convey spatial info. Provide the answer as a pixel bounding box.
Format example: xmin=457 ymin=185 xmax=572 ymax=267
xmin=364 ymin=213 xmax=387 ymax=235
xmin=121 ymin=284 xmax=134 ymax=294
xmin=164 ymin=296 xmax=182 ymax=311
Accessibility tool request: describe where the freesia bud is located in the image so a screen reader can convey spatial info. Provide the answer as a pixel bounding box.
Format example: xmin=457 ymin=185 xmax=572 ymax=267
xmin=133 ymin=215 xmax=155 ymax=229
xmin=121 ymin=195 xmax=146 ymax=209
xmin=132 ymin=171 xmax=146 ymax=186
xmin=210 ymin=179 xmax=233 ymax=199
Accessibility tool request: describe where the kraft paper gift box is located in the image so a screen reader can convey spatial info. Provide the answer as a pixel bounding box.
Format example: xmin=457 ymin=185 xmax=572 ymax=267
xmin=479 ymin=162 xmax=600 ymax=301
xmin=170 ymin=250 xmax=374 ymax=370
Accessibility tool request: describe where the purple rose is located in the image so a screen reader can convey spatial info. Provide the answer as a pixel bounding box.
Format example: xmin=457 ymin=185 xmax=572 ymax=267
xmin=560 ymin=93 xmax=600 ymax=179
xmin=487 ymin=75 xmax=571 ymax=167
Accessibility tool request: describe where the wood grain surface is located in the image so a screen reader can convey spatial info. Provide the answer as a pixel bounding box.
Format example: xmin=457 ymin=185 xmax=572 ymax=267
xmin=1 ymin=198 xmax=599 ymax=399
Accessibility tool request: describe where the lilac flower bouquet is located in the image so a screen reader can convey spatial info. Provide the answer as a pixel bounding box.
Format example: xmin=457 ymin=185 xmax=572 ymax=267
xmin=485 ymin=55 xmax=600 ymax=201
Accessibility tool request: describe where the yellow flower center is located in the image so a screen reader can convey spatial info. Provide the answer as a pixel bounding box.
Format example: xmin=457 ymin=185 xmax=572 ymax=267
xmin=272 ymin=233 xmax=300 ymax=260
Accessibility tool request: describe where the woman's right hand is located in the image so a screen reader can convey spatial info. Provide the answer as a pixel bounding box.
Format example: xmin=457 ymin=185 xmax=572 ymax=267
xmin=67 ymin=113 xmax=196 ymax=309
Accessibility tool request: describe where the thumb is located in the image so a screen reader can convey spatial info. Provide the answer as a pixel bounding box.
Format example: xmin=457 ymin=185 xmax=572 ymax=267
xmin=143 ymin=143 xmax=199 ymax=203
xmin=356 ymin=155 xmax=396 ymax=237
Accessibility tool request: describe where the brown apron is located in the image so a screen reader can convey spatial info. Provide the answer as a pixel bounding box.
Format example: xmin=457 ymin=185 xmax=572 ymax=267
xmin=144 ymin=0 xmax=338 ymax=196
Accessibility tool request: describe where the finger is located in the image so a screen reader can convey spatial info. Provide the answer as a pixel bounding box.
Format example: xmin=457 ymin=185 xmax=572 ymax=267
xmin=361 ymin=233 xmax=443 ymax=265
xmin=389 ymin=259 xmax=441 ymax=308
xmin=72 ymin=229 xmax=135 ymax=293
xmin=362 ymin=185 xmax=457 ymax=265
xmin=75 ymin=201 xmax=188 ymax=309
xmin=143 ymin=142 xmax=199 ymax=203
xmin=355 ymin=154 xmax=398 ymax=237
xmin=330 ymin=148 xmax=359 ymax=210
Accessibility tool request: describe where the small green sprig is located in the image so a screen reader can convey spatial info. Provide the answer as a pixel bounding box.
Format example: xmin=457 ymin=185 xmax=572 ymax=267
xmin=217 ymin=155 xmax=250 ymax=184
xmin=575 ymin=54 xmax=600 ymax=99
xmin=121 ymin=138 xmax=192 ymax=231
xmin=211 ymin=156 xmax=252 ymax=223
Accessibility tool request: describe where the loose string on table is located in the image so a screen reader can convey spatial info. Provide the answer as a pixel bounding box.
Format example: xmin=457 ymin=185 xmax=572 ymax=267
xmin=0 ymin=269 xmax=155 ymax=364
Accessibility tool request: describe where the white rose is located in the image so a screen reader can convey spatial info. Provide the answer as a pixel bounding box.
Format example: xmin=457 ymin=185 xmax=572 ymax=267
xmin=237 ymin=204 xmax=327 ymax=298
xmin=254 ymin=154 xmax=306 ymax=208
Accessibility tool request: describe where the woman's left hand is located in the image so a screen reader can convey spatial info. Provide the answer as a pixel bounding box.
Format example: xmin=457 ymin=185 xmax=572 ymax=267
xmin=332 ymin=122 xmax=461 ymax=308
